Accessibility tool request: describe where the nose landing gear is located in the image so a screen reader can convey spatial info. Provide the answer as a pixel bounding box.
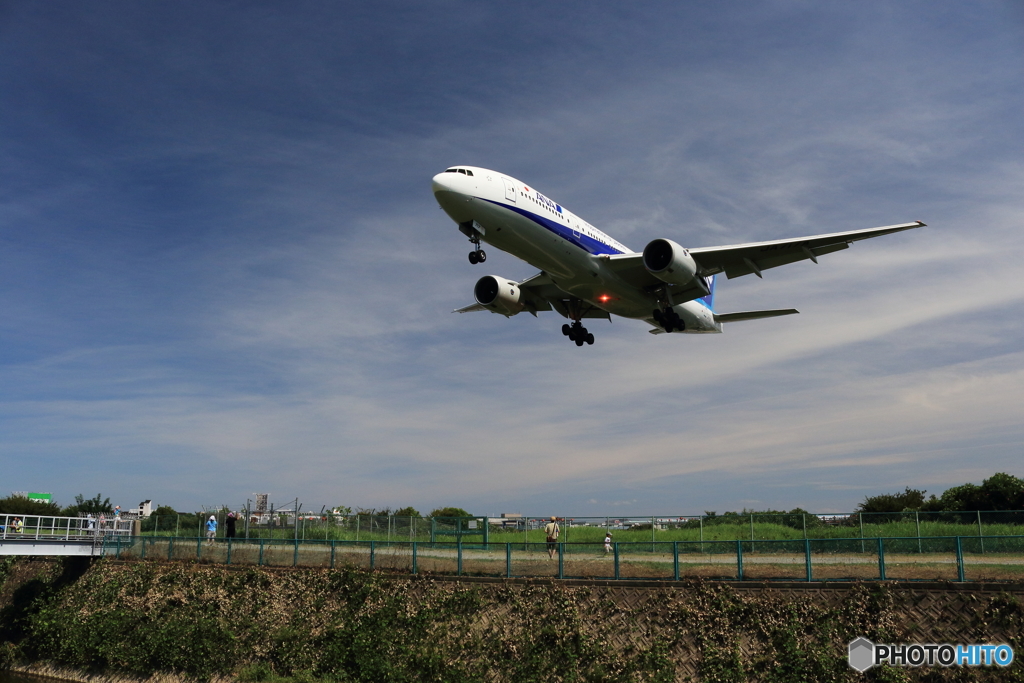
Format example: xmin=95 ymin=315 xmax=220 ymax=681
xmin=653 ymin=308 xmax=685 ymax=333
xmin=467 ymin=235 xmax=486 ymax=264
xmin=562 ymin=321 xmax=594 ymax=346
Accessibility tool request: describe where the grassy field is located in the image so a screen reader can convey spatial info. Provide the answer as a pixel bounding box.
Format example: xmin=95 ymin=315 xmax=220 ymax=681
xmin=139 ymin=518 xmax=1024 ymax=544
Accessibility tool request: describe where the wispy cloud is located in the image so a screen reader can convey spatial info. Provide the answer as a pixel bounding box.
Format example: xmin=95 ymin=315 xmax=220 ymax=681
xmin=1 ymin=1 xmax=1022 ymax=514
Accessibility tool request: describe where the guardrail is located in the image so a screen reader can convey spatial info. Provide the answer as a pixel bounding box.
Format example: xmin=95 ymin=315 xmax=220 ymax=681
xmin=99 ymin=534 xmax=1024 ymax=583
xmin=0 ymin=513 xmax=133 ymax=541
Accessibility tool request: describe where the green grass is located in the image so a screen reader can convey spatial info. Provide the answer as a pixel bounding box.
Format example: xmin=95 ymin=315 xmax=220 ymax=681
xmin=136 ymin=519 xmax=1024 ymax=546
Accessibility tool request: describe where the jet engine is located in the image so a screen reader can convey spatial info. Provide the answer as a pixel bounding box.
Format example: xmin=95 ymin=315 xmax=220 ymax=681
xmin=642 ymin=238 xmax=698 ymax=287
xmin=474 ymin=275 xmax=524 ymax=316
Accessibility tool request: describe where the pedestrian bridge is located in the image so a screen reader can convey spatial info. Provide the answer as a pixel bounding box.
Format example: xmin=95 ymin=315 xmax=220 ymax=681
xmin=0 ymin=513 xmax=133 ymax=556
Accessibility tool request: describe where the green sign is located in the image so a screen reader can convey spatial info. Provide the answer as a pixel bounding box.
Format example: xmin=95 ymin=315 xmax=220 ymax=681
xmin=27 ymin=492 xmax=52 ymax=501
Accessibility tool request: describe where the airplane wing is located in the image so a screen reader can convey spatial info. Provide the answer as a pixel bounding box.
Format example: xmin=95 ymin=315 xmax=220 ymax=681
xmin=454 ymin=272 xmax=611 ymax=319
xmin=454 ymin=272 xmax=557 ymax=314
xmin=688 ymin=221 xmax=926 ymax=279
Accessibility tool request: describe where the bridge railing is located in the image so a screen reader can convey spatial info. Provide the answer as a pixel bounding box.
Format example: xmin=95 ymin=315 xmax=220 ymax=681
xmin=0 ymin=513 xmax=133 ymax=541
xmin=97 ymin=534 xmax=1024 ymax=583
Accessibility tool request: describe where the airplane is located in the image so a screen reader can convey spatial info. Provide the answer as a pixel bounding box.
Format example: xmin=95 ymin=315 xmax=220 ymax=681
xmin=431 ymin=165 xmax=924 ymax=346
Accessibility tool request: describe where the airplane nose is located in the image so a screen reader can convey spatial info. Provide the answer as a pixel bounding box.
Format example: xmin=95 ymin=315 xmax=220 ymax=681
xmin=432 ymin=172 xmax=454 ymax=194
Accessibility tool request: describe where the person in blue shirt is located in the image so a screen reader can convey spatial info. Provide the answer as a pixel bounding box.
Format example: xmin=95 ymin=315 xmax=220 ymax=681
xmin=206 ymin=515 xmax=217 ymax=543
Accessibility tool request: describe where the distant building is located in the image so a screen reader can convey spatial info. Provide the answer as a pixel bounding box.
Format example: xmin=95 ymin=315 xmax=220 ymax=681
xmin=128 ymin=500 xmax=153 ymax=518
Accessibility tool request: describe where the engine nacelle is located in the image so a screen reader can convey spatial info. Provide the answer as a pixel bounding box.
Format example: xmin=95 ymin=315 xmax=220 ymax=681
xmin=474 ymin=275 xmax=524 ymax=316
xmin=642 ymin=238 xmax=699 ymax=287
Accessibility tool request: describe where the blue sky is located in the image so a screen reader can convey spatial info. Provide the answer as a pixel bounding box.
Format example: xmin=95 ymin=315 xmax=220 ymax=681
xmin=2 ymin=1 xmax=1023 ymax=516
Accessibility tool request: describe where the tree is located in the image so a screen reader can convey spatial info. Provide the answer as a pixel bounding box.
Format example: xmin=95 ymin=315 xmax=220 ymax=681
xmin=857 ymin=487 xmax=928 ymax=513
xmin=392 ymin=507 xmax=421 ymax=518
xmin=141 ymin=505 xmax=179 ymax=533
xmin=428 ymin=507 xmax=471 ymax=518
xmin=0 ymin=494 xmax=61 ymax=516
xmin=929 ymin=473 xmax=1024 ymax=511
xmin=62 ymin=493 xmax=113 ymax=516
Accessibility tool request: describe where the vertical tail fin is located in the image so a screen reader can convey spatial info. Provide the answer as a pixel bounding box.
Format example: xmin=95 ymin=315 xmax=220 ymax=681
xmin=697 ymin=275 xmax=716 ymax=312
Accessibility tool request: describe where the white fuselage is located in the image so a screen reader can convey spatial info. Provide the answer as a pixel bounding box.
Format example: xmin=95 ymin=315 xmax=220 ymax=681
xmin=432 ymin=166 xmax=720 ymax=332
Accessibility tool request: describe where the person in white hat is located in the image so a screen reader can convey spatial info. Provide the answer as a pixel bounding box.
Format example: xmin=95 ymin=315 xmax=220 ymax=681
xmin=544 ymin=516 xmax=560 ymax=559
xmin=205 ymin=515 xmax=217 ymax=543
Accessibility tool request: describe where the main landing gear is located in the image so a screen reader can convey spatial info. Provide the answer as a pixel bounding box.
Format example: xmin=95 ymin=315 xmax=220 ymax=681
xmin=652 ymin=308 xmax=685 ymax=333
xmin=467 ymin=235 xmax=486 ymax=264
xmin=562 ymin=321 xmax=594 ymax=346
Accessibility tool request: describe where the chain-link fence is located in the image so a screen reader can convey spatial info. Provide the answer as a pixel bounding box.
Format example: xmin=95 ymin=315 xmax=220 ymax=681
xmin=102 ymin=534 xmax=1024 ymax=582
xmin=137 ymin=510 xmax=1024 ymax=546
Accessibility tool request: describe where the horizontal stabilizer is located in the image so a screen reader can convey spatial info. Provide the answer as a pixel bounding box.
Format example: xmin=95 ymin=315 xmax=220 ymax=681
xmin=713 ymin=308 xmax=799 ymax=323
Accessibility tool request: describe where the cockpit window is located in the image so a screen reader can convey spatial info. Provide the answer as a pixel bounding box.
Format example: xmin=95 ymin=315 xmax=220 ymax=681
xmin=445 ymin=168 xmax=457 ymax=173
xmin=458 ymin=169 xmax=467 ymax=175
xmin=465 ymin=169 xmax=474 ymax=176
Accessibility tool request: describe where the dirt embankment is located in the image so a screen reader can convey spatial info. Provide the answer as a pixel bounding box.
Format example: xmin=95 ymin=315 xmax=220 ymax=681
xmin=1 ymin=557 xmax=1023 ymax=682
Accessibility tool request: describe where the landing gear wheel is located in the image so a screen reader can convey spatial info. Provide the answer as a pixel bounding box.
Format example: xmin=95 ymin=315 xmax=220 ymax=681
xmin=468 ymin=251 xmax=479 ymax=264
xmin=575 ymin=338 xmax=584 ymax=346
xmin=562 ymin=324 xmax=571 ymax=336
xmin=477 ymin=250 xmax=486 ymax=263
xmin=586 ymin=333 xmax=595 ymax=345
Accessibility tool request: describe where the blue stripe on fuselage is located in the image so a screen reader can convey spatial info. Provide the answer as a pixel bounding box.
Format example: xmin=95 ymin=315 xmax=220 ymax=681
xmin=482 ymin=199 xmax=624 ymax=257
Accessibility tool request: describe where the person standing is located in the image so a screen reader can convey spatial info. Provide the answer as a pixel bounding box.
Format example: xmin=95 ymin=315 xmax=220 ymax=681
xmin=206 ymin=515 xmax=217 ymax=543
xmin=604 ymin=531 xmax=613 ymax=554
xmin=225 ymin=512 xmax=237 ymax=539
xmin=544 ymin=516 xmax=560 ymax=560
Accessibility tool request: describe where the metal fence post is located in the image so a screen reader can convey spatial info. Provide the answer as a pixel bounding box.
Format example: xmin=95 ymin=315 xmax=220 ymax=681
xmin=877 ymin=537 xmax=886 ymax=580
xmin=330 ymin=540 xmax=336 ymax=569
xmin=977 ymin=511 xmax=985 ymax=554
xmin=140 ymin=536 xmax=146 ymax=560
xmin=804 ymin=539 xmax=812 ymax=582
xmin=916 ymin=511 xmax=922 ymax=554
xmin=116 ymin=535 xmax=121 ymax=559
xmin=168 ymin=537 xmax=174 ymax=561
xmin=196 ymin=536 xmax=202 ymax=561
xmin=614 ymin=543 xmax=620 ymax=580
xmin=859 ymin=514 xmax=865 ymax=553
xmin=293 ymin=539 xmax=298 ymax=566
xmin=699 ymin=516 xmax=704 ymax=553
xmin=506 ymin=543 xmax=511 ymax=578
xmin=558 ymin=543 xmax=564 ymax=579
xmin=673 ymin=542 xmax=679 ymax=581
xmin=259 ymin=538 xmax=264 ymax=566
xmin=956 ymin=536 xmax=965 ymax=582
xmin=227 ymin=538 xmax=232 ymax=565
xmin=412 ymin=542 xmax=417 ymax=575
xmin=370 ymin=540 xmax=376 ymax=570
xmin=457 ymin=539 xmax=462 ymax=576
xmin=736 ymin=540 xmax=744 ymax=581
